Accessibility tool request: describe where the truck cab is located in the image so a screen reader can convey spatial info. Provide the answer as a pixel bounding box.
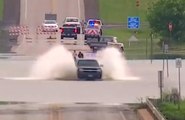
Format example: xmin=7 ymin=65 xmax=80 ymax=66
xmin=60 ymin=24 xmax=78 ymax=39
xmin=76 ymin=58 xmax=103 ymax=80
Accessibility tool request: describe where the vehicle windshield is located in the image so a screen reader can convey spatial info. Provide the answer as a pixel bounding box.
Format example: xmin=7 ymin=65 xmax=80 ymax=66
xmin=77 ymin=60 xmax=99 ymax=67
xmin=66 ymin=18 xmax=79 ymax=22
xmin=44 ymin=20 xmax=56 ymax=24
xmin=86 ymin=25 xmax=99 ymax=29
xmin=100 ymin=37 xmax=113 ymax=42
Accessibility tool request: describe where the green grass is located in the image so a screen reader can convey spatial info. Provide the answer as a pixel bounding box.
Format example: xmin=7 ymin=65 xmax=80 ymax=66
xmin=99 ymin=0 xmax=154 ymax=59
xmin=102 ymin=28 xmax=161 ymax=59
xmin=99 ymin=0 xmax=153 ymax=23
xmin=99 ymin=0 xmax=185 ymax=59
xmin=158 ymin=101 xmax=185 ymax=120
xmin=0 ymin=0 xmax=3 ymax=20
xmin=103 ymin=28 xmax=185 ymax=59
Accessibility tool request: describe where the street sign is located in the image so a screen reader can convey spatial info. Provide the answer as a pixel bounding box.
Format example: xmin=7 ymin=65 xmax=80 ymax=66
xmin=127 ymin=17 xmax=140 ymax=29
xmin=176 ymin=58 xmax=182 ymax=68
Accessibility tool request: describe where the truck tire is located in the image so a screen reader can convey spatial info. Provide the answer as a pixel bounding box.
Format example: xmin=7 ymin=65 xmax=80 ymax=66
xmin=100 ymin=29 xmax=103 ymax=35
xmin=61 ymin=35 xmax=64 ymax=39
xmin=77 ymin=27 xmax=81 ymax=34
xmin=84 ymin=36 xmax=87 ymax=40
xmin=74 ymin=36 xmax=77 ymax=40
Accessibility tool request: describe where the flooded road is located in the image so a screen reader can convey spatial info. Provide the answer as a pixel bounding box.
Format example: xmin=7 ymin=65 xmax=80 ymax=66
xmin=0 ymin=104 xmax=137 ymax=120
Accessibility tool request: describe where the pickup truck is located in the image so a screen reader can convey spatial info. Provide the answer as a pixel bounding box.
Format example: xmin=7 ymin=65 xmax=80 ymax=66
xmin=87 ymin=36 xmax=124 ymax=52
xmin=76 ymin=58 xmax=103 ymax=80
xmin=63 ymin=17 xmax=82 ymax=34
xmin=60 ymin=24 xmax=78 ymax=39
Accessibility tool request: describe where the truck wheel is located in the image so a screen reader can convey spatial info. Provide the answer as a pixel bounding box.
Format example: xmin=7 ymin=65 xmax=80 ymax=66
xmin=61 ymin=36 xmax=63 ymax=39
xmin=100 ymin=29 xmax=103 ymax=35
xmin=74 ymin=36 xmax=77 ymax=40
xmin=77 ymin=27 xmax=80 ymax=34
xmin=121 ymin=47 xmax=124 ymax=52
xmin=84 ymin=36 xmax=87 ymax=40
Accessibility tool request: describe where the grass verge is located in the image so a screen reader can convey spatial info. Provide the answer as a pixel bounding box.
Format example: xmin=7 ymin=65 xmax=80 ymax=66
xmin=99 ymin=0 xmax=152 ymax=23
xmin=158 ymin=101 xmax=185 ymax=120
xmin=99 ymin=0 xmax=185 ymax=59
xmin=103 ymin=28 xmax=161 ymax=59
xmin=0 ymin=0 xmax=4 ymax=20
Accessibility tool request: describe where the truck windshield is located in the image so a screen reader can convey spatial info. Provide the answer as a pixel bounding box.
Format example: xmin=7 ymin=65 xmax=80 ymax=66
xmin=66 ymin=19 xmax=78 ymax=22
xmin=44 ymin=20 xmax=56 ymax=24
xmin=100 ymin=37 xmax=113 ymax=42
xmin=78 ymin=60 xmax=99 ymax=67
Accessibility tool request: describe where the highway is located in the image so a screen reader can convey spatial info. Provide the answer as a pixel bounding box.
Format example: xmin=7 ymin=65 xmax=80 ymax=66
xmin=0 ymin=104 xmax=138 ymax=120
xmin=0 ymin=59 xmax=184 ymax=103
xmin=13 ymin=0 xmax=89 ymax=56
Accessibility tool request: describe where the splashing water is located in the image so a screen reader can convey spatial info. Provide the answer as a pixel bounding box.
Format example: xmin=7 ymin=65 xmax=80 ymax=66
xmin=30 ymin=45 xmax=136 ymax=80
xmin=29 ymin=45 xmax=77 ymax=80
xmin=96 ymin=47 xmax=131 ymax=80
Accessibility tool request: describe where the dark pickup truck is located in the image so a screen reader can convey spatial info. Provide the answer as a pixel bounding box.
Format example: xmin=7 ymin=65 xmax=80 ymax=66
xmin=76 ymin=58 xmax=103 ymax=80
xmin=60 ymin=24 xmax=78 ymax=39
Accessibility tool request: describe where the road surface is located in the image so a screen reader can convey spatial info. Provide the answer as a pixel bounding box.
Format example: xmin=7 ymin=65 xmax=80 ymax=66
xmin=0 ymin=104 xmax=138 ymax=120
xmin=12 ymin=0 xmax=90 ymax=56
xmin=0 ymin=59 xmax=184 ymax=103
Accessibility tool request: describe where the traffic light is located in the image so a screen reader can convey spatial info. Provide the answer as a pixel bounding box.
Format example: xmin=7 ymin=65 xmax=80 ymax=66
xmin=136 ymin=0 xmax=140 ymax=7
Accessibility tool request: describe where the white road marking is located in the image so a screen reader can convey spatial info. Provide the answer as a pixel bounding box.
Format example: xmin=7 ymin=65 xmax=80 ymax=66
xmin=77 ymin=0 xmax=81 ymax=18
xmin=119 ymin=111 xmax=127 ymax=120
xmin=25 ymin=0 xmax=28 ymax=20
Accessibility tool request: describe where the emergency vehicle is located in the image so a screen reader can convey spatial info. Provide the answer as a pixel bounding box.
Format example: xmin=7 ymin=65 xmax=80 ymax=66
xmin=84 ymin=25 xmax=101 ymax=40
xmin=87 ymin=19 xmax=103 ymax=35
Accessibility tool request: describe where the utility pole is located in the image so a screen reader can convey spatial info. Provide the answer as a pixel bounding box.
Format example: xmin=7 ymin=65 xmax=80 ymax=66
xmin=166 ymin=22 xmax=173 ymax=77
xmin=176 ymin=58 xmax=182 ymax=110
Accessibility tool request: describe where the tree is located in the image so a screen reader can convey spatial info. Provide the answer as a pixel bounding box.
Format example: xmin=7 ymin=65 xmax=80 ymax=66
xmin=147 ymin=0 xmax=185 ymax=42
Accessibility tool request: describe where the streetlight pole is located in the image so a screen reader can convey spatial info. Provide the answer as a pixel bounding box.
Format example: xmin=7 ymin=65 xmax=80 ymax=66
xmin=166 ymin=22 xmax=173 ymax=77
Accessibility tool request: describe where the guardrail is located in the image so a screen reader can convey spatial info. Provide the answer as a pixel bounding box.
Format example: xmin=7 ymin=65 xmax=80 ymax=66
xmin=146 ymin=98 xmax=166 ymax=120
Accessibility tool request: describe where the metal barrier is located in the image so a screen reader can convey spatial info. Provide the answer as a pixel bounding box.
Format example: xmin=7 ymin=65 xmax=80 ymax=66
xmin=146 ymin=98 xmax=166 ymax=120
